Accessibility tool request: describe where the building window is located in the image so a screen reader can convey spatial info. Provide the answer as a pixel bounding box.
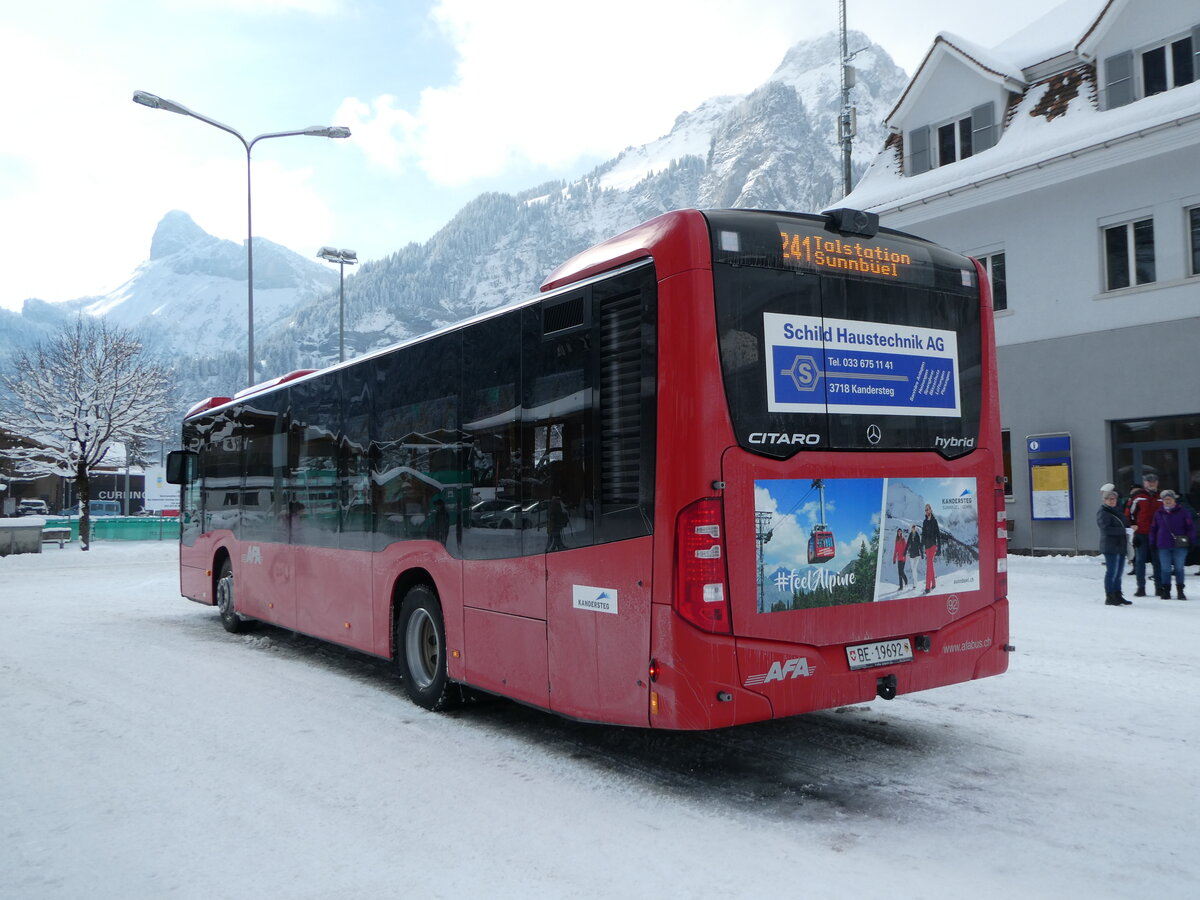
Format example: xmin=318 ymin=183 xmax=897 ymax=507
xmin=1112 ymin=413 xmax=1200 ymax=500
xmin=1105 ymin=30 xmax=1197 ymax=108
xmin=1142 ymin=36 xmax=1195 ymax=96
xmin=905 ymin=103 xmax=996 ymax=175
xmin=1189 ymin=207 xmax=1200 ymax=276
xmin=1103 ymin=218 xmax=1155 ymax=290
xmin=937 ymin=116 xmax=973 ymax=166
xmin=980 ymin=252 xmax=1007 ymax=311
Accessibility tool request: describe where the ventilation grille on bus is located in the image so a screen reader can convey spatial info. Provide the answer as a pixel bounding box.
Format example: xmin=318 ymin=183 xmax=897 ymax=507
xmin=543 ymin=295 xmax=586 ymax=336
xmin=599 ymin=292 xmax=642 ymax=506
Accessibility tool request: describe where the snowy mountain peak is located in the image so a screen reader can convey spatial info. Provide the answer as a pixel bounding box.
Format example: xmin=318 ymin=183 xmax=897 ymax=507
xmin=771 ymin=29 xmax=864 ymax=83
xmin=71 ymin=212 xmax=340 ymax=365
xmin=150 ymin=210 xmax=218 ymax=261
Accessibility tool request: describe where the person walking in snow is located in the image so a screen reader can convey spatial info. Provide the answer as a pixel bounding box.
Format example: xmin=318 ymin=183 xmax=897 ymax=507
xmin=1101 ymin=482 xmax=1134 ymax=573
xmin=1150 ymin=490 xmax=1196 ymax=599
xmin=892 ymin=527 xmax=909 ymax=590
xmin=1127 ymin=472 xmax=1163 ymax=596
xmin=1097 ymin=489 xmax=1130 ymax=605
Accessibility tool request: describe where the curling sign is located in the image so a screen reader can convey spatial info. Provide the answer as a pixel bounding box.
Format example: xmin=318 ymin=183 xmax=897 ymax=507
xmin=765 ymin=313 xmax=960 ymax=417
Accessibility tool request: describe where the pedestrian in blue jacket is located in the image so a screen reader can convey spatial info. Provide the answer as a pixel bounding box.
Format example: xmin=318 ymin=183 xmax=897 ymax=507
xmin=1097 ymin=490 xmax=1130 ymax=605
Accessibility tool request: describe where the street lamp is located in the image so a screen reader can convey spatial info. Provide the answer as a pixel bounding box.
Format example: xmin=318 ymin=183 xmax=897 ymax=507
xmin=316 ymin=247 xmax=358 ymax=362
xmin=132 ymin=90 xmax=351 ymax=387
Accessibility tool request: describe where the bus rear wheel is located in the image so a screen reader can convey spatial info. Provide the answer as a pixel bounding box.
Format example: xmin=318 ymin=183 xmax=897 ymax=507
xmin=216 ymin=559 xmax=248 ymax=634
xmin=396 ymin=585 xmax=458 ymax=711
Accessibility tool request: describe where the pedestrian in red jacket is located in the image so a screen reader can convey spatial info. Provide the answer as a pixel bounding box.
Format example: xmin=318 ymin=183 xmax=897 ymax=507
xmin=1126 ymin=473 xmax=1162 ymax=596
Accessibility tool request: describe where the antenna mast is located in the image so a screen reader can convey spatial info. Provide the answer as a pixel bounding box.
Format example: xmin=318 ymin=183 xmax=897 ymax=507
xmin=839 ymin=0 xmax=856 ymax=196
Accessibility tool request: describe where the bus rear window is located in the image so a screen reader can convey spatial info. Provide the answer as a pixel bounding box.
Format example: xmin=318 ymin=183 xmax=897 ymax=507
xmin=707 ymin=210 xmax=982 ymax=458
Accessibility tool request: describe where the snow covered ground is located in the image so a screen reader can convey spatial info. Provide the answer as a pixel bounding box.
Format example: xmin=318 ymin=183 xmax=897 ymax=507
xmin=2 ymin=542 xmax=1198 ymax=898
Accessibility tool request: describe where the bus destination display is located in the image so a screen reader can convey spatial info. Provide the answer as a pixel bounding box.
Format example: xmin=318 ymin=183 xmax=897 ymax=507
xmin=778 ymin=222 xmax=921 ymax=281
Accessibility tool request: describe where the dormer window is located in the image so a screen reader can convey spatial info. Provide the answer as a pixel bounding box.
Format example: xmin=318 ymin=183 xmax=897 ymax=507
xmin=1143 ymin=36 xmax=1195 ymax=95
xmin=937 ymin=116 xmax=973 ymax=165
xmin=906 ymin=102 xmax=997 ymax=175
xmin=1103 ymin=27 xmax=1198 ymax=108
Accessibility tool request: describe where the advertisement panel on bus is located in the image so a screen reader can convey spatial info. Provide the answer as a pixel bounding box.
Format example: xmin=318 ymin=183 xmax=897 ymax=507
xmin=754 ymin=476 xmax=980 ymax=612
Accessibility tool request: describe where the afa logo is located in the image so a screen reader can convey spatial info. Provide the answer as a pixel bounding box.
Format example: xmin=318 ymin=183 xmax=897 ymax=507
xmin=743 ymin=656 xmax=816 ymax=686
xmin=242 ymin=546 xmax=263 ymax=565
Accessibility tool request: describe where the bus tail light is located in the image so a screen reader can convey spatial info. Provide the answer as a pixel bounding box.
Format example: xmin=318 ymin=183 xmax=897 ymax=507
xmin=674 ymin=498 xmax=732 ymax=634
xmin=995 ymin=489 xmax=1008 ymax=598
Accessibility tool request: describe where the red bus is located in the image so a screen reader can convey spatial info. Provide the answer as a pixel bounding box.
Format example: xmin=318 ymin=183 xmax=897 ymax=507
xmin=166 ymin=208 xmax=1009 ymax=729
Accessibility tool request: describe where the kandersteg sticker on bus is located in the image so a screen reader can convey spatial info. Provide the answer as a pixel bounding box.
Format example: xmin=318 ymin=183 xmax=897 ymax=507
xmin=572 ymin=585 xmax=618 ymax=615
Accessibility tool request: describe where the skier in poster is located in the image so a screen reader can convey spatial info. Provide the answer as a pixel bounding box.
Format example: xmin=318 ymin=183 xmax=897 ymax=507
xmin=892 ymin=527 xmax=909 ymax=591
xmin=922 ymin=503 xmax=941 ymax=593
xmin=906 ymin=524 xmax=923 ymax=587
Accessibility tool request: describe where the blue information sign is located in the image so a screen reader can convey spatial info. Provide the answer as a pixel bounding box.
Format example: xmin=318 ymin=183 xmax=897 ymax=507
xmin=1028 ymin=435 xmax=1071 ymax=454
xmin=1027 ymin=433 xmax=1074 ymax=521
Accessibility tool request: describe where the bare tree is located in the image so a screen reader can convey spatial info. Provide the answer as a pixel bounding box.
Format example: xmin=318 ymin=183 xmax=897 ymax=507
xmin=0 ymin=318 xmax=175 ymax=550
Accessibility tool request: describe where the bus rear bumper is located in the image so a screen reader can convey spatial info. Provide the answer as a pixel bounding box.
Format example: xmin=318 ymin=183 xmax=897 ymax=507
xmin=735 ymin=601 xmax=1009 ymax=720
xmin=649 ymin=600 xmax=1009 ymax=729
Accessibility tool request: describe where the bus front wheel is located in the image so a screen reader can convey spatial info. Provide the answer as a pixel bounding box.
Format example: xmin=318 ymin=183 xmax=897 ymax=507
xmin=396 ymin=585 xmax=459 ymax=711
xmin=216 ymin=559 xmax=248 ymax=634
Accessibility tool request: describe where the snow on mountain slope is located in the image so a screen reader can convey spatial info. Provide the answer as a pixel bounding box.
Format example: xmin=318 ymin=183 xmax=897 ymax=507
xmin=4 ymin=31 xmax=907 ymax=405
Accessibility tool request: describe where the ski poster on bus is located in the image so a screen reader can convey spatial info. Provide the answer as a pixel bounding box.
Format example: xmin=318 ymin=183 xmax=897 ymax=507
xmin=754 ymin=476 xmax=980 ymax=613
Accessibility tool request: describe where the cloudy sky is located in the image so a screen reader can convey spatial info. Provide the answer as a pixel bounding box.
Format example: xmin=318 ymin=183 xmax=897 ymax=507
xmin=0 ymin=0 xmax=1081 ymax=312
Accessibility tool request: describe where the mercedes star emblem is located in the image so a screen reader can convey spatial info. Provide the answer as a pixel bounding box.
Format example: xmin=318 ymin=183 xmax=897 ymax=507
xmin=867 ymin=424 xmax=882 ymax=445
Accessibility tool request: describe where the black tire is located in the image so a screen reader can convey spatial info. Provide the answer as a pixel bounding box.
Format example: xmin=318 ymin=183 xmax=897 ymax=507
xmin=216 ymin=558 xmax=248 ymax=634
xmin=396 ymin=585 xmax=458 ymax=710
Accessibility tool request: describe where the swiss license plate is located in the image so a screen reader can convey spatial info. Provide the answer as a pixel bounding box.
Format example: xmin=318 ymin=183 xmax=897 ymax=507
xmin=846 ymin=638 xmax=914 ymax=670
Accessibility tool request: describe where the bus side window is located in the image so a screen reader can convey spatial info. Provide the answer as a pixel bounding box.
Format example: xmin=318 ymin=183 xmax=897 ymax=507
xmin=239 ymin=393 xmax=288 ymax=544
xmin=523 ymin=300 xmax=594 ymax=553
xmin=288 ymin=377 xmax=341 ymax=547
xmin=341 ymin=367 xmax=373 ymax=550
xmin=461 ymin=315 xmax=523 ymax=560
xmin=371 ymin=332 xmax=462 ymax=551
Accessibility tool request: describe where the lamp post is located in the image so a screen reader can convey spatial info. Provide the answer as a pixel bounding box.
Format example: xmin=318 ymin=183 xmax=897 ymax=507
xmin=316 ymin=247 xmax=357 ymax=362
xmin=132 ymin=91 xmax=351 ymax=387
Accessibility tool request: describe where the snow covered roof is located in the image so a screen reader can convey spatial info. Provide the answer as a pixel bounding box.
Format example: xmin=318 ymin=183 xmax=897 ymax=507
xmin=996 ymin=0 xmax=1115 ymax=69
xmin=885 ymin=0 xmax=1111 ymax=130
xmin=885 ymin=32 xmax=1027 ymax=128
xmin=848 ymin=78 xmax=1200 ymax=214
xmin=846 ymin=0 xmax=1198 ymax=215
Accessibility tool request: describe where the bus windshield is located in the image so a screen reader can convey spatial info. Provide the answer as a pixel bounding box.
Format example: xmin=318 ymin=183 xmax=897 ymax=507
xmin=707 ymin=210 xmax=983 ymax=458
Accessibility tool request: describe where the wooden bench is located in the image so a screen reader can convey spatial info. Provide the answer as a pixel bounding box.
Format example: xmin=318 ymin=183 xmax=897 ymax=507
xmin=42 ymin=527 xmax=72 ymax=548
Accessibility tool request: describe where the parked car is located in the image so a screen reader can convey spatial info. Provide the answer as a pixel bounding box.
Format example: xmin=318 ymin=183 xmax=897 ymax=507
xmin=518 ymin=499 xmax=552 ymax=530
xmin=469 ymin=498 xmax=520 ymax=528
xmin=16 ymin=499 xmax=49 ymax=516
xmin=61 ymin=500 xmax=122 ymax=517
xmin=469 ymin=498 xmax=553 ymax=529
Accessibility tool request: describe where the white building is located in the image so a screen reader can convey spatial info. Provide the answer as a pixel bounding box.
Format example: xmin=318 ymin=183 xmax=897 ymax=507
xmin=844 ymin=0 xmax=1200 ymax=552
